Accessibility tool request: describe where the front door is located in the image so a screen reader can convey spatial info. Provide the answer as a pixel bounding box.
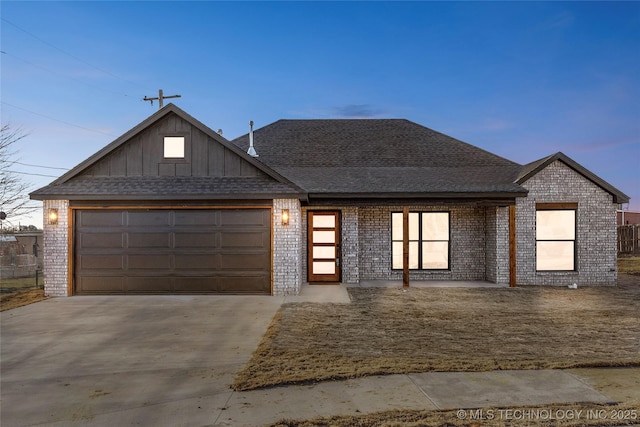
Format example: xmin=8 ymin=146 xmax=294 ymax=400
xmin=308 ymin=211 xmax=341 ymax=282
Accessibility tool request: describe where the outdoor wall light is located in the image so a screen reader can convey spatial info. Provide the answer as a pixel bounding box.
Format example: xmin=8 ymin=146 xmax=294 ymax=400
xmin=48 ymin=208 xmax=59 ymax=225
xmin=282 ymin=209 xmax=290 ymax=226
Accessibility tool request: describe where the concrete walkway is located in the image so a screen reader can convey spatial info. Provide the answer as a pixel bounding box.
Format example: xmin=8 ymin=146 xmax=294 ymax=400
xmin=217 ymin=368 xmax=640 ymax=426
xmin=2 ymin=286 xmax=638 ymax=427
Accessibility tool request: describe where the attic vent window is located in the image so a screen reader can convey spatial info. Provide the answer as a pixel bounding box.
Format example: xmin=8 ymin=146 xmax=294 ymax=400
xmin=164 ymin=136 xmax=185 ymax=158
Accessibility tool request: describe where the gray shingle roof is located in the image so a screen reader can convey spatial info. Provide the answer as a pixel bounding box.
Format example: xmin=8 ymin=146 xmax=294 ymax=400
xmin=30 ymin=176 xmax=301 ymax=201
xmin=233 ymin=119 xmax=526 ymax=197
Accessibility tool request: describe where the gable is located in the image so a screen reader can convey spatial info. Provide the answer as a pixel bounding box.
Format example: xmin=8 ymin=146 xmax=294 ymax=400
xmin=30 ymin=104 xmax=304 ymax=201
xmin=517 ymin=152 xmax=629 ymax=204
xmin=81 ymin=112 xmax=266 ymax=179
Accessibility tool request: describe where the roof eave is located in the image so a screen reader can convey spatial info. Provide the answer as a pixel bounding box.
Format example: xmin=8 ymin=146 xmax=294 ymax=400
xmin=308 ymin=191 xmax=528 ymax=199
xmin=30 ymin=192 xmax=306 ymax=201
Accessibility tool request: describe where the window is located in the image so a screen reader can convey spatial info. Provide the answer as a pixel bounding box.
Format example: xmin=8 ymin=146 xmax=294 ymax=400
xmin=163 ymin=136 xmax=185 ymax=158
xmin=392 ymin=212 xmax=449 ymax=270
xmin=536 ymin=208 xmax=576 ymax=271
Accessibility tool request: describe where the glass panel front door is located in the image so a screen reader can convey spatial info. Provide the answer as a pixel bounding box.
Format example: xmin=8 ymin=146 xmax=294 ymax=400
xmin=308 ymin=211 xmax=341 ymax=282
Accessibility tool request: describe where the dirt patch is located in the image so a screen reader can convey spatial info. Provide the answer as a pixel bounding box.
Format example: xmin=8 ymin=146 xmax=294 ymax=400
xmin=235 ymin=284 xmax=640 ymax=391
xmin=0 ymin=288 xmax=48 ymax=311
xmin=268 ymin=401 xmax=640 ymax=427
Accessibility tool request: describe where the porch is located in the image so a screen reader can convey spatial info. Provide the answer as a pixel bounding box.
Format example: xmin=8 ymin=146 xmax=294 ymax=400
xmin=349 ymin=280 xmax=508 ymax=288
xmin=290 ymin=280 xmax=508 ymax=303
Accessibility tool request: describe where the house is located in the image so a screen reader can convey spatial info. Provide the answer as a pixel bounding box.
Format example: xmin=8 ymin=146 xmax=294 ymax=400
xmin=618 ymin=210 xmax=640 ymax=226
xmin=30 ymin=104 xmax=629 ymax=296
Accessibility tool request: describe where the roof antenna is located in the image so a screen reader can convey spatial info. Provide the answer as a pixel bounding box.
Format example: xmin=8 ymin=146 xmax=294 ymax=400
xmin=248 ymin=120 xmax=258 ymax=157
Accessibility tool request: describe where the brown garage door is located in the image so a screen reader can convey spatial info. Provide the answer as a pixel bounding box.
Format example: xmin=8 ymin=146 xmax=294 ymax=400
xmin=74 ymin=209 xmax=271 ymax=294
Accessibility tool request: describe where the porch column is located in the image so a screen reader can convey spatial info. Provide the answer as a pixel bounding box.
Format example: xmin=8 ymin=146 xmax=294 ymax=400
xmin=509 ymin=205 xmax=517 ymax=287
xmin=403 ymin=206 xmax=409 ymax=288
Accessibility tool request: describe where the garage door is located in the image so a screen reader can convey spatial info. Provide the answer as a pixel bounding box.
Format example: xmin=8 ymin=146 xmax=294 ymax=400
xmin=74 ymin=209 xmax=271 ymax=294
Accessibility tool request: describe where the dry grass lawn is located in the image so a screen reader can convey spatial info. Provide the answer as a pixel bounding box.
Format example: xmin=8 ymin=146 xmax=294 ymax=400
xmin=269 ymin=401 xmax=640 ymax=427
xmin=0 ymin=288 xmax=47 ymax=311
xmin=234 ymin=279 xmax=640 ymax=391
xmin=619 ymin=256 xmax=640 ymax=276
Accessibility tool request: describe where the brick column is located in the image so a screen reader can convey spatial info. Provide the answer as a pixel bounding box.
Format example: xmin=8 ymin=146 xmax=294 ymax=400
xmin=340 ymin=207 xmax=359 ymax=284
xmin=42 ymin=200 xmax=69 ymax=296
xmin=272 ymin=199 xmax=302 ymax=295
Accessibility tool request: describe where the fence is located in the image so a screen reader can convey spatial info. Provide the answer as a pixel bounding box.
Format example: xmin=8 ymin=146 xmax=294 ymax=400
xmin=0 ymin=254 xmax=39 ymax=279
xmin=618 ymin=225 xmax=640 ymax=255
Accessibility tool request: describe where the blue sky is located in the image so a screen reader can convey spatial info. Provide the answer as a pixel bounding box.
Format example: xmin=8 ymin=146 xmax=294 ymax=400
xmin=1 ymin=1 xmax=639 ymax=228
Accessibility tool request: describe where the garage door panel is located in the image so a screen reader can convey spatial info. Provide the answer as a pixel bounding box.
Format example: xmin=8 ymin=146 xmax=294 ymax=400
xmin=81 ymin=233 xmax=124 ymax=248
xmin=80 ymin=255 xmax=123 ymax=270
xmin=174 ymin=254 xmax=219 ymax=270
xmin=126 ymin=277 xmax=173 ymax=292
xmin=219 ymin=275 xmax=269 ymax=293
xmin=174 ymin=210 xmax=218 ymax=226
xmin=128 ymin=211 xmax=171 ymax=226
xmin=220 ymin=253 xmax=270 ymax=270
xmin=174 ymin=232 xmax=217 ymax=248
xmin=78 ymin=276 xmax=125 ymax=293
xmin=128 ymin=254 xmax=173 ymax=270
xmin=221 ymin=209 xmax=268 ymax=226
xmin=79 ymin=211 xmax=124 ymax=227
xmin=174 ymin=277 xmax=219 ymax=292
xmin=220 ymin=231 xmax=266 ymax=248
xmin=128 ymin=233 xmax=171 ymax=248
xmin=74 ymin=208 xmax=270 ymax=294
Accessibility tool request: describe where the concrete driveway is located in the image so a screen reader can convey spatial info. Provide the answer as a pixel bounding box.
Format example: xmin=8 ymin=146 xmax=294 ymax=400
xmin=3 ymin=287 xmax=637 ymax=426
xmin=1 ymin=295 xmax=282 ymax=426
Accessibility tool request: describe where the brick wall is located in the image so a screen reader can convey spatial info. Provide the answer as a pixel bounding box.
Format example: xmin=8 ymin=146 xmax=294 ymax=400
xmin=516 ymin=160 xmax=617 ymax=286
xmin=485 ymin=206 xmax=510 ymax=284
xmin=485 ymin=208 xmax=497 ymax=283
xmin=42 ymin=200 xmax=69 ymax=296
xmin=272 ymin=199 xmax=302 ymax=295
xmin=358 ymin=205 xmax=488 ymax=281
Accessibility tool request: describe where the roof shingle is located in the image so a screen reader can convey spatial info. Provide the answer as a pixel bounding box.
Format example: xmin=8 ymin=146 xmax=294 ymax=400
xmin=233 ymin=119 xmax=526 ymax=197
xmin=30 ymin=176 xmax=302 ymax=201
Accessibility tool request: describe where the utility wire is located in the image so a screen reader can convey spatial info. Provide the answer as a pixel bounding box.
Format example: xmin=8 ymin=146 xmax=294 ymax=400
xmin=1 ymin=51 xmax=138 ymax=99
xmin=5 ymin=161 xmax=70 ymax=171
xmin=5 ymin=170 xmax=59 ymax=178
xmin=1 ymin=17 xmax=153 ymax=92
xmin=1 ymin=102 xmax=118 ymax=137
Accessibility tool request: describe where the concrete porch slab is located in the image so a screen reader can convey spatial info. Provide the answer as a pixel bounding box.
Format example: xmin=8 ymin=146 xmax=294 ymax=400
xmin=284 ymin=283 xmax=351 ymax=303
xmin=350 ymin=280 xmax=508 ymax=288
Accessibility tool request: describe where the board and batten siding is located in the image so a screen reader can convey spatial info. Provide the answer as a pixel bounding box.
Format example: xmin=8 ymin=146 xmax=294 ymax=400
xmin=80 ymin=112 xmax=266 ymax=178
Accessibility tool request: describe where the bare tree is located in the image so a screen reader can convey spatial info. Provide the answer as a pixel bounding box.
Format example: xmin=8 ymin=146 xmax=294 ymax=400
xmin=1 ymin=125 xmax=37 ymax=226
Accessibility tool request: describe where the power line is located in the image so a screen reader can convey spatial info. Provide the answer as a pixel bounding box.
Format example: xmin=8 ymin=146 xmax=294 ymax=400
xmin=7 ymin=161 xmax=70 ymax=171
xmin=1 ymin=51 xmax=138 ymax=99
xmin=1 ymin=102 xmax=118 ymax=137
xmin=5 ymin=170 xmax=59 ymax=178
xmin=1 ymin=17 xmax=153 ymax=92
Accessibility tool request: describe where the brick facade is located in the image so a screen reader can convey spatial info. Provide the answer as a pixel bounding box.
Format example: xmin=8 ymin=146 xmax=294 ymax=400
xmin=357 ymin=205 xmax=489 ymax=281
xmin=42 ymin=162 xmax=618 ymax=296
xmin=485 ymin=206 xmax=510 ymax=284
xmin=272 ymin=199 xmax=302 ymax=295
xmin=516 ymin=160 xmax=617 ymax=286
xmin=42 ymin=200 xmax=69 ymax=297
xmin=294 ymin=204 xmax=510 ymax=286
